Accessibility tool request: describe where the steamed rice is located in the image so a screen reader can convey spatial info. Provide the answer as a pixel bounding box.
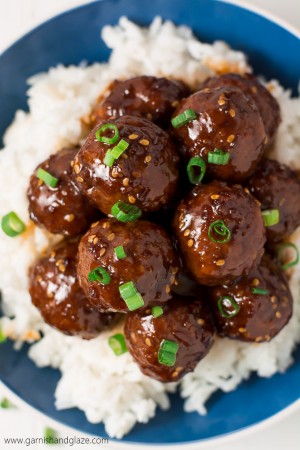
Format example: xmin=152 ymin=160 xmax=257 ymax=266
xmin=0 ymin=17 xmax=300 ymax=439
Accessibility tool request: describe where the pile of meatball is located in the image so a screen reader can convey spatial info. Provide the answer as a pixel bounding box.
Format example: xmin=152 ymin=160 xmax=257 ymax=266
xmin=27 ymin=73 xmax=300 ymax=383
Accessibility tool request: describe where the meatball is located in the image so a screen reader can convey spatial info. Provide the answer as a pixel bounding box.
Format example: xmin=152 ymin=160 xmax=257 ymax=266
xmin=173 ymin=181 xmax=266 ymax=286
xmin=29 ymin=239 xmax=116 ymax=339
xmin=74 ymin=116 xmax=179 ymax=215
xmin=124 ymin=295 xmax=214 ymax=382
xmin=207 ymin=255 xmax=293 ymax=342
xmin=199 ymin=73 xmax=281 ymax=146
xmin=28 ymin=147 xmax=97 ymax=236
xmin=247 ymin=158 xmax=300 ymax=243
xmin=77 ymin=219 xmax=179 ymax=312
xmin=92 ymin=76 xmax=190 ymax=127
xmin=172 ymin=86 xmax=266 ymax=182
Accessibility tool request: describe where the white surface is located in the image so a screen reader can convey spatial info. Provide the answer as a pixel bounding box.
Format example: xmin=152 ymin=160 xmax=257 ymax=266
xmin=0 ymin=0 xmax=300 ymax=449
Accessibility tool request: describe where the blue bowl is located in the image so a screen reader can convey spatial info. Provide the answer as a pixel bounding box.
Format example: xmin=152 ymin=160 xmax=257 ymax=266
xmin=0 ymin=0 xmax=300 ymax=445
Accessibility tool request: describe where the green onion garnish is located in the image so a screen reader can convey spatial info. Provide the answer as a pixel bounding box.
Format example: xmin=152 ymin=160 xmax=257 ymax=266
xmin=251 ymin=287 xmax=269 ymax=295
xmin=218 ymin=296 xmax=240 ymax=318
xmin=111 ymin=201 xmax=142 ymax=223
xmin=262 ymin=209 xmax=279 ymax=227
xmin=0 ymin=398 xmax=11 ymax=408
xmin=44 ymin=427 xmax=57 ymax=445
xmin=103 ymin=149 xmax=115 ymax=167
xmin=0 ymin=326 xmax=6 ymax=343
xmin=208 ymin=220 xmax=231 ymax=244
xmin=208 ymin=148 xmax=230 ymax=165
xmin=158 ymin=339 xmax=179 ymax=367
xmin=114 ymin=245 xmax=127 ymax=259
xmin=108 ymin=333 xmax=128 ymax=356
xmin=111 ymin=139 xmax=129 ymax=159
xmin=88 ymin=267 xmax=111 ymax=285
xmin=119 ymin=281 xmax=144 ymax=311
xmin=171 ymin=109 xmax=197 ymax=128
xmin=95 ymin=123 xmax=119 ymax=145
xmin=277 ymin=243 xmax=299 ymax=270
xmin=187 ymin=157 xmax=206 ymax=185
xmin=152 ymin=306 xmax=164 ymax=318
xmin=1 ymin=212 xmax=26 ymax=237
xmin=36 ymin=168 xmax=59 ymax=188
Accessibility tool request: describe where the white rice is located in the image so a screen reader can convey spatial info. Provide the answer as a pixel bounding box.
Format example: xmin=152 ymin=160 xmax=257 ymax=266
xmin=0 ymin=17 xmax=300 ymax=439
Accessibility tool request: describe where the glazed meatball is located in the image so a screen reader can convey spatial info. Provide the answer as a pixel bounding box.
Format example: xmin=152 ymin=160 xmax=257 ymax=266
xmin=77 ymin=219 xmax=179 ymax=312
xmin=29 ymin=239 xmax=116 ymax=339
xmin=173 ymin=181 xmax=266 ymax=286
xmin=199 ymin=73 xmax=281 ymax=146
xmin=74 ymin=116 xmax=179 ymax=215
xmin=247 ymin=158 xmax=300 ymax=243
xmin=207 ymin=255 xmax=293 ymax=342
xmin=124 ymin=296 xmax=214 ymax=382
xmin=28 ymin=147 xmax=97 ymax=236
xmin=92 ymin=76 xmax=189 ymax=127
xmin=172 ymin=86 xmax=266 ymax=182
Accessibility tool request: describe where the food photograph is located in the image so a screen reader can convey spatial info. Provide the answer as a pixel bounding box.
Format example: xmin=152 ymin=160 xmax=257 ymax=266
xmin=0 ymin=0 xmax=299 ymax=449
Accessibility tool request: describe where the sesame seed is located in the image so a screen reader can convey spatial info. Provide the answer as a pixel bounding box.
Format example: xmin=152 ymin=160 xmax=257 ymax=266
xmin=70 ymin=160 xmax=74 ymax=167
xmin=36 ymin=275 xmax=42 ymax=283
xmin=244 ymin=188 xmax=250 ymax=194
xmin=252 ymin=278 xmax=260 ymax=286
xmin=107 ymin=233 xmax=115 ymax=241
xmin=172 ymin=100 xmax=179 ymax=107
xmin=65 ymin=214 xmax=75 ymax=222
xmin=187 ymin=239 xmax=194 ymax=248
xmin=128 ymin=195 xmax=136 ymax=204
xmin=91 ymin=221 xmax=99 ymax=228
xmin=174 ymin=280 xmax=179 ymax=286
xmin=50 ymin=251 xmax=56 ymax=259
xmin=255 ymin=199 xmax=261 ymax=207
xmin=47 ymin=292 xmax=54 ymax=299
xmin=144 ymin=155 xmax=152 ymax=163
xmin=123 ymin=178 xmax=129 ymax=187
xmin=276 ymin=311 xmax=282 ymax=319
xmin=74 ymin=164 xmax=81 ymax=174
xmin=93 ymin=237 xmax=99 ymax=244
xmin=271 ymin=296 xmax=277 ymax=303
xmin=211 ymin=194 xmax=220 ymax=200
xmin=265 ymin=334 xmax=271 ymax=341
xmin=227 ymin=134 xmax=235 ymax=143
xmin=255 ymin=336 xmax=263 ymax=342
xmin=251 ymin=86 xmax=258 ymax=94
xmin=111 ymin=168 xmax=118 ymax=178
xmin=100 ymin=248 xmax=106 ymax=257
xmin=165 ymin=285 xmax=171 ymax=294
xmin=197 ymin=319 xmax=205 ymax=326
xmin=179 ymin=221 xmax=185 ymax=230
xmin=102 ymin=222 xmax=110 ymax=229
xmin=145 ymin=338 xmax=152 ymax=347
xmin=229 ymin=108 xmax=236 ymax=117
xmin=76 ymin=176 xmax=84 ymax=183
xmin=140 ymin=139 xmax=150 ymax=146
xmin=121 ymin=153 xmax=128 ymax=159
xmin=170 ymin=276 xmax=176 ymax=285
xmin=129 ymin=133 xmax=138 ymax=140
xmin=183 ymin=229 xmax=190 ymax=237
xmin=132 ymin=171 xmax=141 ymax=178
xmin=238 ymin=327 xmax=247 ymax=333
xmin=37 ymin=180 xmax=43 ymax=187
xmin=216 ymin=259 xmax=225 ymax=266
xmin=218 ymin=95 xmax=226 ymax=106
xmin=146 ymin=113 xmax=152 ymax=121
xmin=88 ymin=234 xmax=96 ymax=243
xmin=179 ymin=213 xmax=184 ymax=221
xmin=55 ymin=259 xmax=64 ymax=266
xmin=279 ymin=198 xmax=286 ymax=206
xmin=58 ymin=264 xmax=66 ymax=272
xmin=131 ymin=332 xmax=137 ymax=343
xmin=172 ymin=267 xmax=179 ymax=274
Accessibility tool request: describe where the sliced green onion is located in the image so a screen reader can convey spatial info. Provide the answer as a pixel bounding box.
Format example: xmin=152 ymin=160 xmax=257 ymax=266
xmin=88 ymin=267 xmax=111 ymax=285
xmin=103 ymin=149 xmax=115 ymax=167
xmin=119 ymin=281 xmax=144 ymax=311
xmin=111 ymin=139 xmax=129 ymax=159
xmin=277 ymin=243 xmax=299 ymax=270
xmin=187 ymin=157 xmax=206 ymax=184
xmin=262 ymin=209 xmax=279 ymax=227
xmin=44 ymin=427 xmax=57 ymax=445
xmin=208 ymin=220 xmax=231 ymax=244
xmin=251 ymin=287 xmax=269 ymax=295
xmin=36 ymin=168 xmax=58 ymax=188
xmin=108 ymin=333 xmax=127 ymax=356
xmin=152 ymin=306 xmax=164 ymax=318
xmin=1 ymin=212 xmax=26 ymax=237
xmin=218 ymin=296 xmax=240 ymax=318
xmin=208 ymin=148 xmax=230 ymax=165
xmin=158 ymin=339 xmax=179 ymax=367
xmin=111 ymin=201 xmax=142 ymax=222
xmin=95 ymin=123 xmax=119 ymax=145
xmin=171 ymin=109 xmax=197 ymax=128
xmin=114 ymin=245 xmax=127 ymax=259
xmin=0 ymin=326 xmax=6 ymax=343
xmin=0 ymin=398 xmax=11 ymax=408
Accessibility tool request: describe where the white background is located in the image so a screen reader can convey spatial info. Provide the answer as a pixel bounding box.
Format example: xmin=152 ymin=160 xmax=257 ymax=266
xmin=0 ymin=0 xmax=299 ymax=449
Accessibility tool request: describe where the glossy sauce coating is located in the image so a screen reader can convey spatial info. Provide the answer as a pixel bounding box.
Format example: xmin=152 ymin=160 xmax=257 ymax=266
xmin=29 ymin=239 xmax=117 ymax=339
xmin=75 ymin=116 xmax=179 ymax=215
xmin=77 ymin=219 xmax=179 ymax=312
xmin=199 ymin=73 xmax=281 ymax=146
xmin=28 ymin=148 xmax=97 ymax=236
xmin=172 ymin=86 xmax=266 ymax=182
xmin=173 ymin=181 xmax=266 ymax=286
xmin=92 ymin=76 xmax=190 ymax=127
xmin=247 ymin=158 xmax=300 ymax=243
xmin=124 ymin=295 xmax=214 ymax=382
xmin=207 ymin=255 xmax=293 ymax=342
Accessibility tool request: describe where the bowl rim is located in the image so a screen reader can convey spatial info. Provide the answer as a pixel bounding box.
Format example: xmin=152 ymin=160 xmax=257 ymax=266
xmin=0 ymin=0 xmax=299 ymax=447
